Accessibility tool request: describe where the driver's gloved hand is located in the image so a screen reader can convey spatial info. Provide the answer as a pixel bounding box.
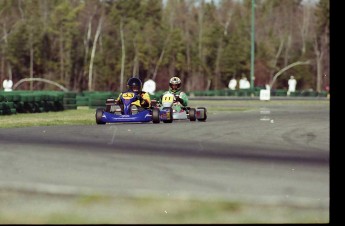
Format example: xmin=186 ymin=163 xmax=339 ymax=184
xmin=136 ymin=94 xmax=143 ymax=102
xmin=137 ymin=95 xmax=146 ymax=106
xmin=175 ymin=95 xmax=182 ymax=103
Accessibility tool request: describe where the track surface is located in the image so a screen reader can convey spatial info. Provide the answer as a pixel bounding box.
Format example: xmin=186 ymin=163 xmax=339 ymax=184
xmin=0 ymin=100 xmax=329 ymax=208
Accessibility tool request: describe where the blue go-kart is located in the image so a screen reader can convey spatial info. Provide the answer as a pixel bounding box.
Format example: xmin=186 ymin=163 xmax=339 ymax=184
xmin=95 ymin=91 xmax=173 ymax=124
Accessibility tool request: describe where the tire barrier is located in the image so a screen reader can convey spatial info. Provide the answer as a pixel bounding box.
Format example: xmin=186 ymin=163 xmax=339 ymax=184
xmin=63 ymin=92 xmax=77 ymax=110
xmin=0 ymin=89 xmax=329 ymax=116
xmin=0 ymin=91 xmax=64 ymax=115
xmin=87 ymin=92 xmax=118 ymax=109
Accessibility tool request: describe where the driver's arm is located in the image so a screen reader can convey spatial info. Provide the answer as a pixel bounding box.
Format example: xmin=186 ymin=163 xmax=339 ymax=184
xmin=115 ymin=93 xmax=123 ymax=104
xmin=177 ymin=92 xmax=188 ymax=106
xmin=140 ymin=92 xmax=151 ymax=108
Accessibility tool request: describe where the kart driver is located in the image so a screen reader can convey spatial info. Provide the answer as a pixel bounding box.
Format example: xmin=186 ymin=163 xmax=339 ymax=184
xmin=116 ymin=77 xmax=151 ymax=111
xmin=161 ymin=76 xmax=188 ymax=106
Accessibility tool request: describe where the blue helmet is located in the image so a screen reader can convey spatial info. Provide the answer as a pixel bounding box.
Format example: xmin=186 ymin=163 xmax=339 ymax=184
xmin=127 ymin=77 xmax=142 ymax=92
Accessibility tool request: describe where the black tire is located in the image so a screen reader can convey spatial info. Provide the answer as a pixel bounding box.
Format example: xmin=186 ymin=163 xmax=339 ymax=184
xmin=189 ymin=108 xmax=196 ymax=121
xmin=96 ymin=108 xmax=106 ymax=124
xmin=163 ymin=107 xmax=173 ymax=123
xmin=197 ymin=107 xmax=207 ymax=121
xmin=152 ymin=108 xmax=160 ymax=123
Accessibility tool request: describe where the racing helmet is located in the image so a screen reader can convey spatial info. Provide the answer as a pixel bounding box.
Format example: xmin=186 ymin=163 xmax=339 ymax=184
xmin=127 ymin=77 xmax=142 ymax=93
xmin=169 ymin=76 xmax=181 ymax=92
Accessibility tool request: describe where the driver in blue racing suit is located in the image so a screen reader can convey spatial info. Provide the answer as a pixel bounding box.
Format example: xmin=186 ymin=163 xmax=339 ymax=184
xmin=116 ymin=77 xmax=151 ymax=112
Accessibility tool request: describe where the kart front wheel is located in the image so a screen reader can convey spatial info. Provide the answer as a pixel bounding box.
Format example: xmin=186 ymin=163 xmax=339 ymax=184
xmin=163 ymin=107 xmax=173 ymax=123
xmin=189 ymin=108 xmax=196 ymax=121
xmin=96 ymin=108 xmax=106 ymax=124
xmin=152 ymin=108 xmax=160 ymax=123
xmin=197 ymin=107 xmax=207 ymax=121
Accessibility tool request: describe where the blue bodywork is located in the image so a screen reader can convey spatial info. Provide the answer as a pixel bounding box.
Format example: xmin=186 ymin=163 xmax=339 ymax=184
xmin=96 ymin=91 xmax=171 ymax=124
xmin=100 ymin=110 xmax=153 ymax=123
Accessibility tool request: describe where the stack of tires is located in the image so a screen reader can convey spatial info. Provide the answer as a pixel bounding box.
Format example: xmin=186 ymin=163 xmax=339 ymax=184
xmin=0 ymin=91 xmax=69 ymax=115
xmin=88 ymin=92 xmax=118 ymax=109
xmin=63 ymin=92 xmax=77 ymax=110
xmin=0 ymin=93 xmax=17 ymax=115
xmin=0 ymin=92 xmax=17 ymax=115
xmin=76 ymin=93 xmax=89 ymax=106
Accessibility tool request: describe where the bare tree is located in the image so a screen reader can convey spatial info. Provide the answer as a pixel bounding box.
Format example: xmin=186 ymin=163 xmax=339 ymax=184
xmin=1 ymin=23 xmax=12 ymax=80
xmin=120 ymin=17 xmax=125 ymax=92
xmin=313 ymin=0 xmax=329 ymax=92
xmin=197 ymin=0 xmax=204 ymax=90
xmin=213 ymin=1 xmax=233 ymax=90
xmin=29 ymin=30 xmax=33 ymax=90
xmin=132 ymin=37 xmax=139 ymax=76
xmin=299 ymin=3 xmax=311 ymax=55
xmin=88 ymin=15 xmax=103 ymax=91
xmin=152 ymin=36 xmax=169 ymax=81
xmin=313 ymin=37 xmax=324 ymax=92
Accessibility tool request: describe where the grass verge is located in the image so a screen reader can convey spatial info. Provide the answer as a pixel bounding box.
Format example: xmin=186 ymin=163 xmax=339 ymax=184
xmin=0 ymin=190 xmax=328 ymax=224
xmin=0 ymin=108 xmax=95 ymax=128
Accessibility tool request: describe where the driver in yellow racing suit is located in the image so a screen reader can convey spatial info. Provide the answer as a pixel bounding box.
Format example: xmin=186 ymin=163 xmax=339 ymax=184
xmin=116 ymin=77 xmax=151 ymax=112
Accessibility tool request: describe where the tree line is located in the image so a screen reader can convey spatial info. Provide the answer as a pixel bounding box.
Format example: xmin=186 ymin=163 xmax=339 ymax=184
xmin=0 ymin=0 xmax=329 ymax=92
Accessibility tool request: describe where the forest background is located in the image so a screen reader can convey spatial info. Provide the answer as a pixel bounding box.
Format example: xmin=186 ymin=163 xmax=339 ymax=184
xmin=0 ymin=0 xmax=329 ymax=93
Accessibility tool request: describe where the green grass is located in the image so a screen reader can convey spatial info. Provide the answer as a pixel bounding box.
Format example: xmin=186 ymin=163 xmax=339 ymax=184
xmin=0 ymin=108 xmax=95 ymax=128
xmin=0 ymin=190 xmax=328 ymax=224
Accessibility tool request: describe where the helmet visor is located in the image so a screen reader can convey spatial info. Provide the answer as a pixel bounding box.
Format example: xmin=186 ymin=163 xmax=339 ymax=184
xmin=171 ymin=84 xmax=178 ymax=90
xmin=131 ymin=85 xmax=140 ymax=92
xmin=170 ymin=83 xmax=180 ymax=91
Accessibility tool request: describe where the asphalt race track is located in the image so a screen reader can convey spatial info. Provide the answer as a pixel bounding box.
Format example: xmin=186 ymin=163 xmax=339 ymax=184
xmin=0 ymin=100 xmax=329 ymax=210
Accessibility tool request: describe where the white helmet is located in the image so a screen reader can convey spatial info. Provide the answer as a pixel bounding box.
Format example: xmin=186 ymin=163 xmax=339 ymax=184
xmin=169 ymin=76 xmax=181 ymax=92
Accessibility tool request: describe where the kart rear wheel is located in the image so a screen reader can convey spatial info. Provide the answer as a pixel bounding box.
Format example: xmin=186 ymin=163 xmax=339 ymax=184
xmin=189 ymin=108 xmax=196 ymax=121
xmin=152 ymin=108 xmax=160 ymax=123
xmin=96 ymin=108 xmax=106 ymax=124
xmin=197 ymin=107 xmax=207 ymax=121
xmin=163 ymin=107 xmax=173 ymax=123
